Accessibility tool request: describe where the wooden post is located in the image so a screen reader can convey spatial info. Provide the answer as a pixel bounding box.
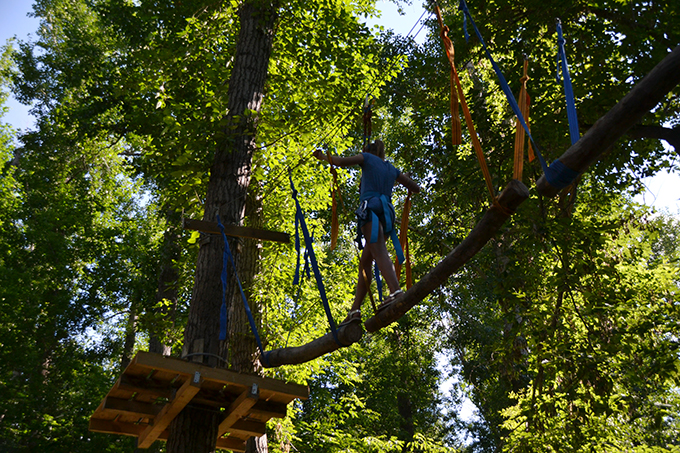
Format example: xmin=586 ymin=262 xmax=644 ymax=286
xmin=537 ymin=45 xmax=680 ymax=197
xmin=183 ymin=218 xmax=290 ymax=244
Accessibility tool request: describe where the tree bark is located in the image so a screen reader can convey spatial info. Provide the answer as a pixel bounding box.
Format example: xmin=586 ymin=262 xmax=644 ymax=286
xmin=537 ymin=45 xmax=680 ymax=197
xmin=166 ymin=1 xmax=278 ymax=452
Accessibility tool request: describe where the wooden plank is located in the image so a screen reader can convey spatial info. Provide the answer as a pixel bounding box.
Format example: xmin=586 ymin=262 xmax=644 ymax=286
xmin=115 ymin=374 xmax=173 ymax=400
xmin=137 ymin=372 xmax=202 ymax=449
xmin=103 ymin=396 xmax=163 ymax=419
xmin=225 ymin=419 xmax=266 ymax=438
xmin=216 ymin=436 xmax=247 ymax=452
xmin=131 ymin=352 xmax=308 ymax=401
xmin=249 ymin=400 xmax=288 ymax=420
xmin=217 ymin=385 xmax=259 ymax=438
xmin=183 ymin=218 xmax=290 ymax=244
xmin=89 ymin=418 xmax=150 ymax=437
xmin=537 ymin=45 xmax=680 ymax=197
xmin=91 ymin=417 xmax=248 ymax=452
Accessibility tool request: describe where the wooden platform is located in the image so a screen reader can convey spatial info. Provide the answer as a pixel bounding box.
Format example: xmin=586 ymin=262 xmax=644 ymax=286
xmin=89 ymin=351 xmax=308 ymax=450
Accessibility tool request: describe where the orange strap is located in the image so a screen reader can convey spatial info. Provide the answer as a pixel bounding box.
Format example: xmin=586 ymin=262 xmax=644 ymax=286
xmin=325 ymin=150 xmax=340 ymax=250
xmin=436 ymin=6 xmax=462 ymax=146
xmin=394 ymin=192 xmax=413 ymax=289
xmin=513 ymin=57 xmax=534 ymax=180
xmin=436 ymin=6 xmax=496 ymax=202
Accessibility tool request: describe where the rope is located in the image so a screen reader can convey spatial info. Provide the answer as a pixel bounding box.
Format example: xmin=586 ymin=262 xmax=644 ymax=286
xmin=458 ymin=0 xmax=579 ymax=190
xmin=556 ymin=18 xmax=580 ymax=146
xmin=215 ymin=214 xmax=270 ymax=367
xmin=289 ymin=173 xmax=344 ymax=346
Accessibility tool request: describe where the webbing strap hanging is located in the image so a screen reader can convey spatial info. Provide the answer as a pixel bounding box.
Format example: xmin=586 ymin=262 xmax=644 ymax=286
xmin=215 ymin=215 xmax=269 ymax=367
xmin=374 ymin=262 xmax=383 ymax=303
xmin=556 ymin=19 xmax=580 ymax=146
xmin=435 ymin=5 xmax=463 ymax=146
xmin=436 ymin=5 xmax=496 ymax=201
xmin=458 ymin=0 xmax=579 ymax=190
xmin=363 ymin=95 xmax=374 ymax=149
xmin=513 ymin=56 xmax=534 ymax=180
xmin=289 ymin=173 xmax=343 ymax=346
xmin=394 ymin=192 xmax=413 ymax=289
xmin=323 ymin=150 xmax=340 ymax=251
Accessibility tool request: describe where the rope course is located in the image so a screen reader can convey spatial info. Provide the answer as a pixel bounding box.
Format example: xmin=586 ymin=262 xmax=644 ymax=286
xmin=211 ymin=2 xmax=680 ymax=368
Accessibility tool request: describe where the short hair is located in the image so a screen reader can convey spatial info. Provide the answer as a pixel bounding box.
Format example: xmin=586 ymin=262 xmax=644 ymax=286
xmin=365 ymin=140 xmax=385 ymax=159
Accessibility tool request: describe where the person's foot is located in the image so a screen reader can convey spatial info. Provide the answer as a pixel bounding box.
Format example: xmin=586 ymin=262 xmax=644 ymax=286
xmin=338 ymin=309 xmax=361 ymax=327
xmin=377 ymin=290 xmax=404 ymax=312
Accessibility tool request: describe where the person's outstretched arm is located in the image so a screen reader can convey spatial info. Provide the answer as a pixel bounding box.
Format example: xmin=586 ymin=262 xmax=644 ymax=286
xmin=396 ymin=172 xmax=421 ymax=193
xmin=313 ymin=149 xmax=364 ymax=168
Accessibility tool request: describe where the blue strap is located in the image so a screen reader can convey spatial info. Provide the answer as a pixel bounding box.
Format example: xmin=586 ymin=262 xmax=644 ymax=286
xmin=293 ymin=208 xmax=301 ymax=285
xmin=556 ymin=19 xmax=580 ymax=146
xmin=289 ymin=174 xmax=343 ymax=346
xmin=215 ymin=215 xmax=270 ymax=367
xmin=361 ymin=192 xmax=405 ymax=264
xmin=458 ymin=0 xmax=579 ymax=190
xmin=374 ymin=262 xmax=383 ymax=303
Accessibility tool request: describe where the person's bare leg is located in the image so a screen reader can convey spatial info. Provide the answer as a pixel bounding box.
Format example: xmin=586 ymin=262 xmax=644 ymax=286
xmin=351 ymin=245 xmax=374 ymax=311
xmin=361 ymin=222 xmax=400 ymax=295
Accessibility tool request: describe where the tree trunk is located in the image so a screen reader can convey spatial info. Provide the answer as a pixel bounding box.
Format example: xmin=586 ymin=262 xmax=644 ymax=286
xmin=166 ymin=1 xmax=278 ymax=452
xmin=120 ymin=306 xmax=137 ymax=371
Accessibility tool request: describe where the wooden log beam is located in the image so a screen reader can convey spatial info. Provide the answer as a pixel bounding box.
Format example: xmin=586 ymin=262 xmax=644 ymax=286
xmin=365 ymin=179 xmax=530 ymax=332
xmin=262 ymin=319 xmax=363 ymax=368
xmin=537 ymin=45 xmax=680 ymax=197
xmin=183 ymin=218 xmax=290 ymax=244
xmin=137 ymin=372 xmax=202 ymax=449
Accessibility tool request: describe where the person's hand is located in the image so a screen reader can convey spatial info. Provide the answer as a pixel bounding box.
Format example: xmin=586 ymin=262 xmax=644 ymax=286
xmin=313 ymin=149 xmax=324 ymax=161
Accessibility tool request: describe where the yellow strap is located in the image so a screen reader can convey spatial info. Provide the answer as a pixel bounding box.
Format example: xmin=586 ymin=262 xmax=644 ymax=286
xmin=437 ymin=6 xmax=496 ymax=201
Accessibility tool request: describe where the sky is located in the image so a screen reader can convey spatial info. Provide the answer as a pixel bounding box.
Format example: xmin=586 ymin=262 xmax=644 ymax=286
xmin=1 ymin=0 xmax=678 ymax=212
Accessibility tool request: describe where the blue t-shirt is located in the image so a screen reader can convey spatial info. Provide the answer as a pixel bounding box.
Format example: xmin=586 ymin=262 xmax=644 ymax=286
xmin=359 ymin=152 xmax=401 ymax=220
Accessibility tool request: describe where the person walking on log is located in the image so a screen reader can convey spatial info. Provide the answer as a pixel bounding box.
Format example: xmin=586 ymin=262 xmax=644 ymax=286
xmin=313 ymin=140 xmax=421 ymax=325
